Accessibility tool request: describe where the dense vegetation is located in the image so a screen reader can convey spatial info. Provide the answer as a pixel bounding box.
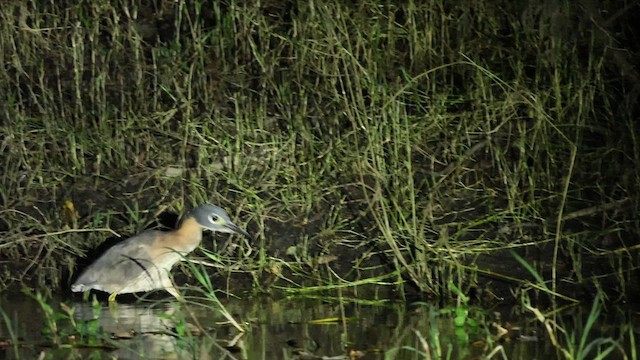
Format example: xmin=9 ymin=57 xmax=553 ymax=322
xmin=1 ymin=1 xmax=638 ymax=307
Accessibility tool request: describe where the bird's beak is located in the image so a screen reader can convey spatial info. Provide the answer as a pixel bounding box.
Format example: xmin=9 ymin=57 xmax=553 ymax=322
xmin=224 ymin=222 xmax=253 ymax=241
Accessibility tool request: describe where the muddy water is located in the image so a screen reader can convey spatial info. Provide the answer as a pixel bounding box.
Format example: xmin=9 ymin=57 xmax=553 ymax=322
xmin=0 ymin=290 xmax=629 ymax=359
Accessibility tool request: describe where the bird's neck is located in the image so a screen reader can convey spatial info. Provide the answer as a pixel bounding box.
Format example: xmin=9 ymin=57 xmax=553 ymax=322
xmin=172 ymin=217 xmax=203 ymax=252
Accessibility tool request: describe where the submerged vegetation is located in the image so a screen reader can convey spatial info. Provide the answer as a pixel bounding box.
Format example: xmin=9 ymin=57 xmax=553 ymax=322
xmin=0 ymin=0 xmax=639 ymax=358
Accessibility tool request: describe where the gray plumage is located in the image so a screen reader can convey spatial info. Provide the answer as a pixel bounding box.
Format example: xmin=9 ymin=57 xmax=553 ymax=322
xmin=71 ymin=204 xmax=251 ymax=299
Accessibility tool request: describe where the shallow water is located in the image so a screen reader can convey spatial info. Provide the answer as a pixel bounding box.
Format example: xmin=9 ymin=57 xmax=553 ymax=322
xmin=0 ymin=290 xmax=632 ymax=359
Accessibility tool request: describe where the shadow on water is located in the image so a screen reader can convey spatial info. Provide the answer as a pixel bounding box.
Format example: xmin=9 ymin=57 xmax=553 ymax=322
xmin=0 ymin=290 xmax=635 ymax=359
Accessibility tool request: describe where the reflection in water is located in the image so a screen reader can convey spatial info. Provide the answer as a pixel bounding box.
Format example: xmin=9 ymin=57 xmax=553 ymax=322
xmin=72 ymin=300 xmax=184 ymax=359
xmin=0 ymin=291 xmax=632 ymax=359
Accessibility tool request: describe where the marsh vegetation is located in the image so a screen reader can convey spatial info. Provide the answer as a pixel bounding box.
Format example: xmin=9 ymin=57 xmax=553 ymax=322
xmin=1 ymin=1 xmax=639 ymax=358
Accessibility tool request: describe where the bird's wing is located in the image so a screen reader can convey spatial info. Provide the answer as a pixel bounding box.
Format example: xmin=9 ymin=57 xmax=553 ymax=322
xmin=72 ymin=230 xmax=164 ymax=292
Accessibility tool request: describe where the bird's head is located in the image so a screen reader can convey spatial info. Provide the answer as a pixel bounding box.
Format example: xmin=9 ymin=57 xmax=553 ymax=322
xmin=189 ymin=204 xmax=252 ymax=240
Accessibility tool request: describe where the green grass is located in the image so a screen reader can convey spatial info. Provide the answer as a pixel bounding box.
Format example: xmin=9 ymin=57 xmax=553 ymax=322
xmin=0 ymin=1 xmax=639 ymax=358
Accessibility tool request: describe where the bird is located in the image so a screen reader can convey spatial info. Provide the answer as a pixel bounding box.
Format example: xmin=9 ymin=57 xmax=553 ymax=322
xmin=71 ymin=204 xmax=252 ymax=301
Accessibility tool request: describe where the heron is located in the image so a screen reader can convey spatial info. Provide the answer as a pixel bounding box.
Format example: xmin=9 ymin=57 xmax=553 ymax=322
xmin=71 ymin=204 xmax=252 ymax=301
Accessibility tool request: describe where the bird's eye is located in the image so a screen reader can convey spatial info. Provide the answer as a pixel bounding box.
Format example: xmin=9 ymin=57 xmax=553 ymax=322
xmin=208 ymin=214 xmax=220 ymax=223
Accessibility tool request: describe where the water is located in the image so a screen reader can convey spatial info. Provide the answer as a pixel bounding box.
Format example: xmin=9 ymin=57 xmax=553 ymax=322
xmin=0 ymin=291 xmax=632 ymax=359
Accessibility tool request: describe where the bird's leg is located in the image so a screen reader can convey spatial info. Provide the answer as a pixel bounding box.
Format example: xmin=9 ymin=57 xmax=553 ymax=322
xmin=108 ymin=292 xmax=120 ymax=314
xmin=161 ymin=272 xmax=184 ymax=301
xmin=165 ymin=285 xmax=184 ymax=301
